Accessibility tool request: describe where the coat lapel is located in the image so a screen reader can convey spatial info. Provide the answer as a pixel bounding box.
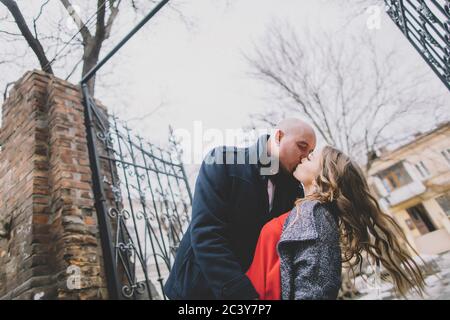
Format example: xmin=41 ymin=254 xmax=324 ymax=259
xmin=277 ymin=200 xmax=320 ymax=299
xmin=279 ymin=200 xmax=319 ymax=243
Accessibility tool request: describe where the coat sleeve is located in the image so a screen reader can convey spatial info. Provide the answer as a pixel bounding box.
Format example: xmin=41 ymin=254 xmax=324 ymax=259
xmin=292 ymin=206 xmax=341 ymax=300
xmin=190 ymin=147 xmax=259 ymax=300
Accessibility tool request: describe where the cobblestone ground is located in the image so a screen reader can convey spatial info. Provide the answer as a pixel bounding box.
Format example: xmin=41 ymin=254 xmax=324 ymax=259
xmin=356 ymin=251 xmax=450 ymax=300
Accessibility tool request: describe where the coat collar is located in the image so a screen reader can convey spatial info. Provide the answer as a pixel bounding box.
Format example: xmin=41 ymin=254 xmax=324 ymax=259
xmin=278 ymin=200 xmax=320 ymax=244
xmin=248 ymin=134 xmax=275 ymax=184
xmin=248 ymin=134 xmax=297 ymax=184
xmin=248 ymin=134 xmax=271 ymax=170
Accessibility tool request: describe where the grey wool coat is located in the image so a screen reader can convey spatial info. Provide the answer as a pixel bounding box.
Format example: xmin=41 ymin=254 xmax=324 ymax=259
xmin=277 ymin=200 xmax=342 ymax=300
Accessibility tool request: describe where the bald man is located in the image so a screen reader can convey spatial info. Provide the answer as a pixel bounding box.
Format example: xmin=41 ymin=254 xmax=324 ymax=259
xmin=164 ymin=119 xmax=316 ymax=300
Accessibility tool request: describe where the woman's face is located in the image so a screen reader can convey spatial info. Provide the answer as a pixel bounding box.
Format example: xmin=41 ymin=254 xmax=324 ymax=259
xmin=293 ymin=147 xmax=323 ymax=186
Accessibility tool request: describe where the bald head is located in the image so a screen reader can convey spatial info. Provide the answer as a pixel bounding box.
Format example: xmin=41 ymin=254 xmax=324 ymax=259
xmin=276 ymin=118 xmax=316 ymax=139
xmin=270 ymin=118 xmax=317 ymax=175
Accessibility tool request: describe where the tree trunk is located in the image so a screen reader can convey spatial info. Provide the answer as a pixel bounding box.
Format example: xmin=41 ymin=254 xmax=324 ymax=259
xmin=82 ymin=40 xmax=102 ymax=96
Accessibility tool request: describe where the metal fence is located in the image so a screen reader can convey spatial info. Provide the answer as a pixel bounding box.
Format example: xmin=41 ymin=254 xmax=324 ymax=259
xmin=80 ymin=0 xmax=193 ymax=300
xmin=385 ymin=0 xmax=450 ymax=91
xmin=83 ymin=90 xmax=191 ymax=299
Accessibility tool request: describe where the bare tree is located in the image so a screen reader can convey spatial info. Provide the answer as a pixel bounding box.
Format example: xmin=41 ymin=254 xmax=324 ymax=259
xmin=244 ymin=22 xmax=448 ymax=172
xmin=0 ymin=0 xmax=182 ymax=96
xmin=245 ymin=19 xmax=449 ymax=300
xmin=59 ymin=0 xmax=122 ymax=94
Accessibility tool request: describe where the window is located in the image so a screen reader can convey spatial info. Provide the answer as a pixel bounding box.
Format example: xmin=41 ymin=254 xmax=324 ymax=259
xmin=415 ymin=161 xmax=430 ymax=178
xmin=441 ymin=149 xmax=450 ymax=166
xmin=378 ymin=162 xmax=413 ymax=192
xmin=369 ymin=182 xmax=382 ymax=198
xmin=406 ymin=204 xmax=436 ymax=235
xmin=436 ymin=193 xmax=450 ymax=217
xmin=381 ymin=178 xmax=393 ymax=193
xmin=405 ymin=218 xmax=415 ymax=231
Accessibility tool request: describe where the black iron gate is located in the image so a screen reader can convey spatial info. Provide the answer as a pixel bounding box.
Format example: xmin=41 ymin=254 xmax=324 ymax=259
xmin=80 ymin=0 xmax=192 ymax=300
xmin=83 ymin=90 xmax=192 ymax=300
xmin=385 ymin=0 xmax=450 ymax=91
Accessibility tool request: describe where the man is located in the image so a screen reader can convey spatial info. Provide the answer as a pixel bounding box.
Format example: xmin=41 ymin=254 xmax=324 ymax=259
xmin=164 ymin=118 xmax=316 ymax=299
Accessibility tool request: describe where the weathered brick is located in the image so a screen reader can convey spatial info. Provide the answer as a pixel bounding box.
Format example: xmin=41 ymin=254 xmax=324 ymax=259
xmin=0 ymin=71 xmax=107 ymax=300
xmin=32 ymin=214 xmax=49 ymax=225
xmin=84 ymin=216 xmax=96 ymax=226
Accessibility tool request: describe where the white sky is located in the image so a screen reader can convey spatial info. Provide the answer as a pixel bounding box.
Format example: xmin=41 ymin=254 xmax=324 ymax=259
xmin=1 ymin=0 xmax=448 ymax=164
xmin=94 ymin=0 xmax=447 ymax=149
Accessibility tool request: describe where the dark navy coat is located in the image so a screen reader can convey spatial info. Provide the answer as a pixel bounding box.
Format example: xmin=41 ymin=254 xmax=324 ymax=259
xmin=163 ymin=135 xmax=304 ymax=299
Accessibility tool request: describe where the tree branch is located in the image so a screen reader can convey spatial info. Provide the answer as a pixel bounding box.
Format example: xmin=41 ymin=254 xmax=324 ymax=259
xmin=0 ymin=0 xmax=53 ymax=74
xmin=33 ymin=0 xmax=50 ymax=40
xmin=104 ymin=0 xmax=121 ymax=39
xmin=59 ymin=0 xmax=92 ymax=42
xmin=95 ymin=0 xmax=106 ymax=40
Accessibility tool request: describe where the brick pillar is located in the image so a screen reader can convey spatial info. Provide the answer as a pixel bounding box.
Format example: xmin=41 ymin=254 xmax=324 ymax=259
xmin=0 ymin=70 xmax=108 ymax=299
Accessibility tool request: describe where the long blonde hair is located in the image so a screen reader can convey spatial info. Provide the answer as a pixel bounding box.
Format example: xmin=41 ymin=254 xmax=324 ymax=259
xmin=295 ymin=146 xmax=426 ymax=298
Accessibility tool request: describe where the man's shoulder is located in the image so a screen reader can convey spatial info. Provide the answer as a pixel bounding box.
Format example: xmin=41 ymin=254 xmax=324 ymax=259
xmin=203 ymin=145 xmax=255 ymax=178
xmin=204 ymin=145 xmax=248 ymax=161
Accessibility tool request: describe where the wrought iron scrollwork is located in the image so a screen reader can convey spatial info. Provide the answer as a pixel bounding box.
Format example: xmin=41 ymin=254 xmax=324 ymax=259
xmin=81 ymin=0 xmax=182 ymax=301
xmin=87 ymin=106 xmax=192 ymax=300
xmin=108 ymin=207 xmax=131 ymax=220
xmin=385 ymin=0 xmax=450 ymax=90
xmin=122 ymin=281 xmax=147 ymax=298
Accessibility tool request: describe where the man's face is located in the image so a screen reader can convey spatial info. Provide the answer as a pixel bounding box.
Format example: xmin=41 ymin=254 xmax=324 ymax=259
xmin=275 ymin=129 xmax=316 ymax=174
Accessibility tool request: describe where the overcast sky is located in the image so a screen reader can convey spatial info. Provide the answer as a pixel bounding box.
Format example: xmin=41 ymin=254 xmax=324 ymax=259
xmin=102 ymin=0 xmax=363 ymax=141
xmin=1 ymin=0 xmax=448 ymax=163
xmin=94 ymin=0 xmax=447 ymax=149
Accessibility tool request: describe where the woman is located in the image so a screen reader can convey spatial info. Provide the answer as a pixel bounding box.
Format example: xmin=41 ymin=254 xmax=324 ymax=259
xmin=246 ymin=145 xmax=426 ymax=300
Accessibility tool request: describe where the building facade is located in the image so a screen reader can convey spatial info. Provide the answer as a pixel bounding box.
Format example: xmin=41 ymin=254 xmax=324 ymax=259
xmin=368 ymin=122 xmax=450 ymax=256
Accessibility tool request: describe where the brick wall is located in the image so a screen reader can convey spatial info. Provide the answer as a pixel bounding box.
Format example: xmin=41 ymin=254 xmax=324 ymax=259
xmin=0 ymin=70 xmax=108 ymax=299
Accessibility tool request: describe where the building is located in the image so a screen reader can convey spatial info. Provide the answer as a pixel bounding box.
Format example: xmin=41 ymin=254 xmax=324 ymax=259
xmin=368 ymin=122 xmax=450 ymax=256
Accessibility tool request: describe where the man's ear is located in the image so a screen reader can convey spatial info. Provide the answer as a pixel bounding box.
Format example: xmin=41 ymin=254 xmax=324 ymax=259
xmin=275 ymin=129 xmax=284 ymax=145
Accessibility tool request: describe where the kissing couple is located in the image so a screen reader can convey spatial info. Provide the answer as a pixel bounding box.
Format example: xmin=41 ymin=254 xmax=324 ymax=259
xmin=164 ymin=118 xmax=426 ymax=300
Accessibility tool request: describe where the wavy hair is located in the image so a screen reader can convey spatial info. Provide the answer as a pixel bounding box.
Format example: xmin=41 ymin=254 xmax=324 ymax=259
xmin=294 ymin=145 xmax=426 ymax=298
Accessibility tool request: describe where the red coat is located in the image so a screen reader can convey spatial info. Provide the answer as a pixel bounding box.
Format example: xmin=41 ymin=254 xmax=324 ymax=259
xmin=245 ymin=211 xmax=290 ymax=300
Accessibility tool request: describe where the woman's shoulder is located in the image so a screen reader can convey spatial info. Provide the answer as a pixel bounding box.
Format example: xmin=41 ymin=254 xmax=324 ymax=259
xmin=285 ymin=199 xmax=326 ymax=223
xmin=311 ymin=201 xmax=340 ymax=238
xmin=281 ymin=200 xmax=338 ymax=243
